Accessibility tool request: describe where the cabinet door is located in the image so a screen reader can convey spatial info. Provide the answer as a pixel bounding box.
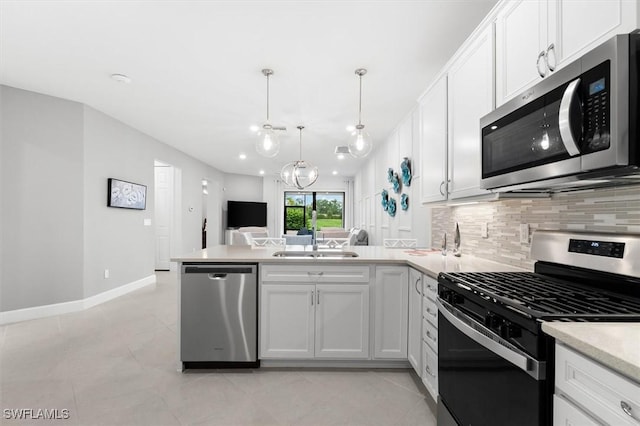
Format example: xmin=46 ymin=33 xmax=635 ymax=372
xmin=553 ymin=395 xmax=600 ymax=426
xmin=419 ymin=75 xmax=448 ymax=204
xmin=408 ymin=269 xmax=423 ymax=375
xmin=550 ymin=0 xmax=638 ymax=71
xmin=260 ymin=284 xmax=315 ymax=358
xmin=495 ymin=0 xmax=548 ymax=106
xmin=374 ymin=266 xmax=409 ymax=359
xmin=315 ymin=284 xmax=370 ymax=359
xmin=448 ymin=25 xmax=494 ymax=199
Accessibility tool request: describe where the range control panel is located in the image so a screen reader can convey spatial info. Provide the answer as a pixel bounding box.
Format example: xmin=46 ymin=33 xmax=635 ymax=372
xmin=568 ymin=239 xmax=625 ymax=258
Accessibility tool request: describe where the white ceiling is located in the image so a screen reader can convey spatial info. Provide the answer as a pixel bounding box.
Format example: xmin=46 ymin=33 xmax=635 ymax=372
xmin=0 ymin=0 xmax=497 ymax=178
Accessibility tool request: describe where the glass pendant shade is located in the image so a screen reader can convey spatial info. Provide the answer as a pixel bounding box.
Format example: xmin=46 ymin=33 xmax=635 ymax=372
xmin=348 ymin=125 xmax=373 ymax=158
xmin=280 ymin=161 xmax=297 ymax=186
xmin=256 ymin=125 xmax=280 ymax=158
xmin=292 ymin=160 xmax=318 ymax=190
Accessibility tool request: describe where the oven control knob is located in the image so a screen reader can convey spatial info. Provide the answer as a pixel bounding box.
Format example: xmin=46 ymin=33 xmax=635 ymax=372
xmin=484 ymin=314 xmax=501 ymax=329
xmin=499 ymin=322 xmax=522 ymax=339
xmin=451 ymin=293 xmax=464 ymax=305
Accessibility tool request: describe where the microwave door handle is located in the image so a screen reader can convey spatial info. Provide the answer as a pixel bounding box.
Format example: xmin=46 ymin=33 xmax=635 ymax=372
xmin=558 ymin=78 xmax=582 ymax=156
xmin=437 ymin=298 xmax=545 ymax=380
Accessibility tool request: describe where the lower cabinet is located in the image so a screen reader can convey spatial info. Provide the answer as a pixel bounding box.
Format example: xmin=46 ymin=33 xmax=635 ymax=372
xmin=408 ymin=268 xmax=423 ymax=375
xmin=374 ymin=266 xmax=409 ymax=359
xmin=260 ymin=283 xmax=369 ymax=359
xmin=554 ymin=343 xmax=640 ymax=425
xmin=422 ymin=275 xmax=439 ymax=401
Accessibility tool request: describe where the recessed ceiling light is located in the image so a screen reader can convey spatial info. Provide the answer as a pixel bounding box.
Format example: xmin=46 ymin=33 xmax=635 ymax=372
xmin=239 ymin=153 xmax=247 ymax=160
xmin=250 ymin=125 xmax=260 ymax=132
xmin=337 ymin=153 xmax=345 ymax=160
xmin=201 ymin=180 xmax=208 ymax=186
xmin=332 ymin=170 xmax=338 ymax=175
xmin=110 ymin=73 xmax=131 ymax=83
xmin=259 ymin=170 xmax=265 ymax=175
xmin=346 ymin=125 xmax=355 ymax=132
xmin=202 ymin=188 xmax=209 ymax=195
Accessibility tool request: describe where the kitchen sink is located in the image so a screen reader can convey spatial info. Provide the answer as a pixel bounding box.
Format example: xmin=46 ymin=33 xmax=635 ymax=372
xmin=272 ymin=250 xmax=359 ymax=259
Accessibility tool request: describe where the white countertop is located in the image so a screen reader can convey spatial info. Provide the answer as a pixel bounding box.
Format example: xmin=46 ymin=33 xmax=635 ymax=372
xmin=172 ymin=245 xmax=527 ymax=278
xmin=542 ymin=322 xmax=640 ymax=383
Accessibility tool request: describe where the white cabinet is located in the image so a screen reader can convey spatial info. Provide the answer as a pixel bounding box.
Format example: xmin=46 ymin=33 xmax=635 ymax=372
xmin=447 ymin=24 xmax=494 ymax=199
xmin=554 ymin=343 xmax=640 ymax=425
xmin=408 ymin=269 xmax=423 ymax=375
xmin=496 ymin=0 xmax=639 ymax=106
xmin=260 ymin=284 xmax=315 ymax=358
xmin=260 ymin=265 xmax=371 ymax=360
xmin=374 ymin=266 xmax=409 ymax=359
xmin=315 ymin=284 xmax=369 ymax=359
xmin=422 ymin=275 xmax=439 ymax=401
xmin=419 ymin=75 xmax=448 ymax=204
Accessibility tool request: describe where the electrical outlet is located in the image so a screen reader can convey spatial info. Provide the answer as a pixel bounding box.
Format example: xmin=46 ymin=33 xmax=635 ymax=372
xmin=481 ymin=222 xmax=488 ymax=238
xmin=520 ymin=224 xmax=530 ymax=244
xmin=104 ymin=269 xmax=110 ymax=279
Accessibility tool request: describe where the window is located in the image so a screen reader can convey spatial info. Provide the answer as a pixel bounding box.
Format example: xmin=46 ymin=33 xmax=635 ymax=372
xmin=284 ymin=192 xmax=344 ymax=233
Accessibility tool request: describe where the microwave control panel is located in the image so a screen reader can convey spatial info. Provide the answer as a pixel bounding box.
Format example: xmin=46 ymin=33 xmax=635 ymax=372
xmin=582 ymin=61 xmax=611 ymax=153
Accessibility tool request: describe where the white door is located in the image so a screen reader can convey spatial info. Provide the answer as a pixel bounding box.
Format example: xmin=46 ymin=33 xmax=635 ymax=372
xmin=374 ymin=266 xmax=409 ymax=359
xmin=315 ymin=284 xmax=370 ymax=359
xmin=448 ymin=24 xmax=493 ymax=200
xmin=495 ymin=0 xmax=548 ymax=106
xmin=260 ymin=284 xmax=315 ymax=359
xmin=154 ymin=164 xmax=173 ymax=270
xmin=419 ymin=75 xmax=448 ymax=203
xmin=408 ymin=269 xmax=423 ymax=375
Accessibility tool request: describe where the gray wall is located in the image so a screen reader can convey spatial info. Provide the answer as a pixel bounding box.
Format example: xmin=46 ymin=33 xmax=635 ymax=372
xmin=1 ymin=86 xmax=85 ymax=311
xmin=1 ymin=85 xmax=226 ymax=311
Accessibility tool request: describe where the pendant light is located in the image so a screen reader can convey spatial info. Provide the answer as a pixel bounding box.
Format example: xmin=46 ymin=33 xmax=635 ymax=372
xmin=280 ymin=126 xmax=318 ymax=189
xmin=348 ymin=68 xmax=373 ymax=158
xmin=256 ymin=69 xmax=280 ymax=158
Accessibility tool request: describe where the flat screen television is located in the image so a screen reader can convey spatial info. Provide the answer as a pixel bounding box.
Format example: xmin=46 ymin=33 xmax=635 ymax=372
xmin=107 ymin=178 xmax=147 ymax=210
xmin=227 ymin=201 xmax=267 ymax=228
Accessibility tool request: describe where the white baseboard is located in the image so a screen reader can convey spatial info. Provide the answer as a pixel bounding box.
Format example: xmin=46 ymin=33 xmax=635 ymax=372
xmin=0 ymin=274 xmax=156 ymax=325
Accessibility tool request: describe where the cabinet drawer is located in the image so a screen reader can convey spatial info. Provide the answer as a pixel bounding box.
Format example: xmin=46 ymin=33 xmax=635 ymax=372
xmin=422 ymin=342 xmax=438 ymax=401
xmin=423 ymin=276 xmax=438 ymax=301
xmin=423 ymin=318 xmax=438 ymax=353
xmin=423 ymin=296 xmax=438 ymax=327
xmin=553 ymin=395 xmax=600 ymax=426
xmin=261 ymin=265 xmax=370 ymax=283
xmin=555 ymin=344 xmax=640 ymax=425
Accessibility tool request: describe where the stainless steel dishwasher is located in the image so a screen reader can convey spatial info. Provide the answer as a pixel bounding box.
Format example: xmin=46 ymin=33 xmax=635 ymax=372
xmin=180 ymin=263 xmax=258 ymax=368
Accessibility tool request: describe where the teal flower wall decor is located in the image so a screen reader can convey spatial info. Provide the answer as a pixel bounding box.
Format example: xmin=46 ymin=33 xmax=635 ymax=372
xmin=381 ymin=189 xmax=389 ymax=211
xmin=391 ymin=172 xmax=401 ymax=194
xmin=401 ymin=157 xmax=412 ymax=187
xmin=387 ymin=168 xmax=394 ymax=183
xmin=388 ymin=198 xmax=397 ymax=217
xmin=400 ymin=193 xmax=409 ymax=211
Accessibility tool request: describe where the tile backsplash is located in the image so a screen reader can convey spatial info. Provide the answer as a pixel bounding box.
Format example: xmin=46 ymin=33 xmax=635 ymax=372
xmin=431 ymin=185 xmax=640 ymax=270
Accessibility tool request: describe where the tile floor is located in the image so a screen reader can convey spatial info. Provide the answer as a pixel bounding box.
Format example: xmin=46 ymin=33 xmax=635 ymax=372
xmin=0 ymin=271 xmax=437 ymax=425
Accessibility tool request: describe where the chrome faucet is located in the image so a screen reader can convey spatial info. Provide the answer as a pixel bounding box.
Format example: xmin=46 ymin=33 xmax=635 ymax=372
xmin=311 ymin=210 xmax=318 ymax=251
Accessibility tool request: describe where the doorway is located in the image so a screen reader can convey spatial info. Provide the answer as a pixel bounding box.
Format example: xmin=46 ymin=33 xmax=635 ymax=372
xmin=154 ymin=161 xmax=175 ymax=271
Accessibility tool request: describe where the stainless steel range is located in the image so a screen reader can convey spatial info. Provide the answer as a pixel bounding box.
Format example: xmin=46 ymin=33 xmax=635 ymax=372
xmin=436 ymin=230 xmax=640 ymax=426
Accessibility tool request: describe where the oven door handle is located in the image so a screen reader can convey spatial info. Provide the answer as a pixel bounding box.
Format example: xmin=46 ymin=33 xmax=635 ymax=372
xmin=437 ymin=298 xmax=546 ymax=381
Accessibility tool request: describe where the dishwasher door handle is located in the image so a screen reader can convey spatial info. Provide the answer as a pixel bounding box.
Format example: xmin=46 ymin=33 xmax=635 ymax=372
xmin=208 ymin=273 xmax=228 ymax=280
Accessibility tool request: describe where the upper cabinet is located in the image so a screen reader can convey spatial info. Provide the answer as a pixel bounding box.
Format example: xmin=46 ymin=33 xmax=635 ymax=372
xmin=496 ymin=0 xmax=639 ymax=106
xmin=419 ymin=75 xmax=448 ymax=204
xmin=447 ymin=25 xmax=494 ymax=200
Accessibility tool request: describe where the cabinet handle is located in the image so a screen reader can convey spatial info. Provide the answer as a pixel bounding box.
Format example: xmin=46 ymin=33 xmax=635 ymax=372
xmin=621 ymin=401 xmax=633 ymax=418
xmin=545 ymin=43 xmax=556 ymax=72
xmin=446 ymin=179 xmax=451 ymax=195
xmin=415 ymin=278 xmax=421 ymax=295
xmin=536 ymin=50 xmax=547 ymax=78
xmin=427 ymin=307 xmax=437 ymax=318
xmin=425 ymin=365 xmax=436 ymax=378
xmin=317 ymin=290 xmax=320 ymax=305
xmin=311 ymin=290 xmax=314 ymax=306
xmin=308 ymin=271 xmax=324 ymax=278
xmin=439 ymin=180 xmax=445 ymax=196
xmin=426 ymin=330 xmax=437 ymax=343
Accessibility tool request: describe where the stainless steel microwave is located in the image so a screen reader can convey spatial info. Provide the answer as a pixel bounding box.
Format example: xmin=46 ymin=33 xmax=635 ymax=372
xmin=480 ymin=34 xmax=640 ymax=192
